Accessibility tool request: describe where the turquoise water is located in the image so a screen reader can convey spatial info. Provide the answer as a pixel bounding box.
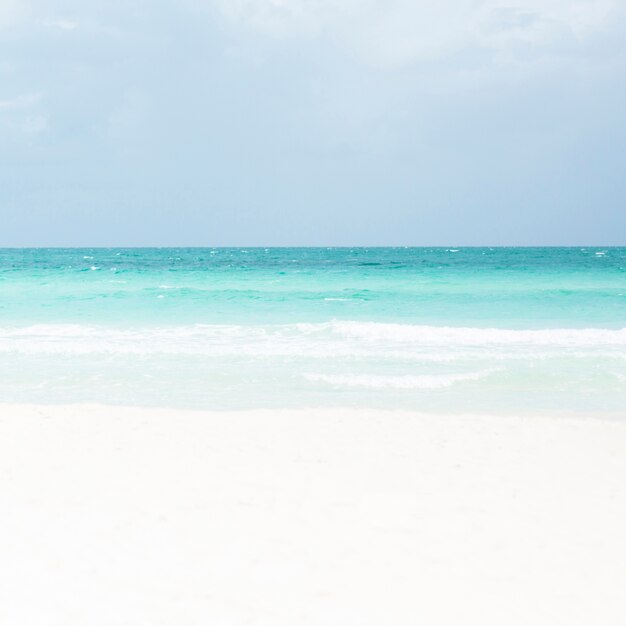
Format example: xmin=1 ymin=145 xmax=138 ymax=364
xmin=1 ymin=247 xmax=625 ymax=413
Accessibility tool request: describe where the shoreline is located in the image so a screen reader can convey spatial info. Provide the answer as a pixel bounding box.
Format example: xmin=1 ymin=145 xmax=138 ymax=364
xmin=2 ymin=404 xmax=626 ymax=625
xmin=2 ymin=402 xmax=624 ymax=421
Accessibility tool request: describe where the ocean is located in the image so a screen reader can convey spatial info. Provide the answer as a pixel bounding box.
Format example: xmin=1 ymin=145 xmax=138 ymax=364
xmin=1 ymin=247 xmax=624 ymax=414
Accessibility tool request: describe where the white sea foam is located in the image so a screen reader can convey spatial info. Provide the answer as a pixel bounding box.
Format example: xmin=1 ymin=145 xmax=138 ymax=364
xmin=2 ymin=321 xmax=625 ymax=409
xmin=305 ymin=369 xmax=498 ymax=389
xmin=0 ymin=322 xmax=625 ymax=357
xmin=319 ymin=321 xmax=626 ymax=347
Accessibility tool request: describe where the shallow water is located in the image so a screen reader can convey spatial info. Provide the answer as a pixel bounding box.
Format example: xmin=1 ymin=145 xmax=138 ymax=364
xmin=1 ymin=247 xmax=624 ymax=413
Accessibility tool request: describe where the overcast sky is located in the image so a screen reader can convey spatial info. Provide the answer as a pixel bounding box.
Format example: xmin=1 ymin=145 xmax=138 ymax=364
xmin=1 ymin=0 xmax=625 ymax=245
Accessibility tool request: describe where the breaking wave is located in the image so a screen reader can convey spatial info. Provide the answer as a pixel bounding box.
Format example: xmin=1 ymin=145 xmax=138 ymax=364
xmin=1 ymin=321 xmax=625 ymax=356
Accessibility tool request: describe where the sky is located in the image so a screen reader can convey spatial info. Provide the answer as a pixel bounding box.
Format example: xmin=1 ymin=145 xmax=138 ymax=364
xmin=0 ymin=0 xmax=625 ymax=246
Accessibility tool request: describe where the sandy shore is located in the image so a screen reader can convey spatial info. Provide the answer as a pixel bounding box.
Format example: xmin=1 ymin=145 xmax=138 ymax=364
xmin=1 ymin=405 xmax=625 ymax=625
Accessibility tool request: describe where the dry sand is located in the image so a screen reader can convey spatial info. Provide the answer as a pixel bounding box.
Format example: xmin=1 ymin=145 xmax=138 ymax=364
xmin=1 ymin=404 xmax=625 ymax=625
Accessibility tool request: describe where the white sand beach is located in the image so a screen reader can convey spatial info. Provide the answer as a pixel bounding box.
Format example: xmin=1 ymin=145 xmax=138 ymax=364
xmin=1 ymin=405 xmax=625 ymax=626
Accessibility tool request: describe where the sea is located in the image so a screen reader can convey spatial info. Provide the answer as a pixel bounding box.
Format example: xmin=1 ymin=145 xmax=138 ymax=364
xmin=1 ymin=247 xmax=624 ymax=415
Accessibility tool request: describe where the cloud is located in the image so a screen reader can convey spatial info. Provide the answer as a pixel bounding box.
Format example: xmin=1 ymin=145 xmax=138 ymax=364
xmin=0 ymin=93 xmax=47 ymax=135
xmin=211 ymin=0 xmax=618 ymax=67
xmin=43 ymin=18 xmax=78 ymax=31
xmin=0 ymin=0 xmax=30 ymax=29
xmin=0 ymin=93 xmax=42 ymax=112
xmin=0 ymin=1 xmax=77 ymax=32
xmin=211 ymin=0 xmax=348 ymax=38
xmin=17 ymin=113 xmax=47 ymax=133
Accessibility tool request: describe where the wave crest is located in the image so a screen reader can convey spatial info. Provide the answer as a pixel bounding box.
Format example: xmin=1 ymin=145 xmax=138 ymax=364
xmin=0 ymin=321 xmax=625 ymax=357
